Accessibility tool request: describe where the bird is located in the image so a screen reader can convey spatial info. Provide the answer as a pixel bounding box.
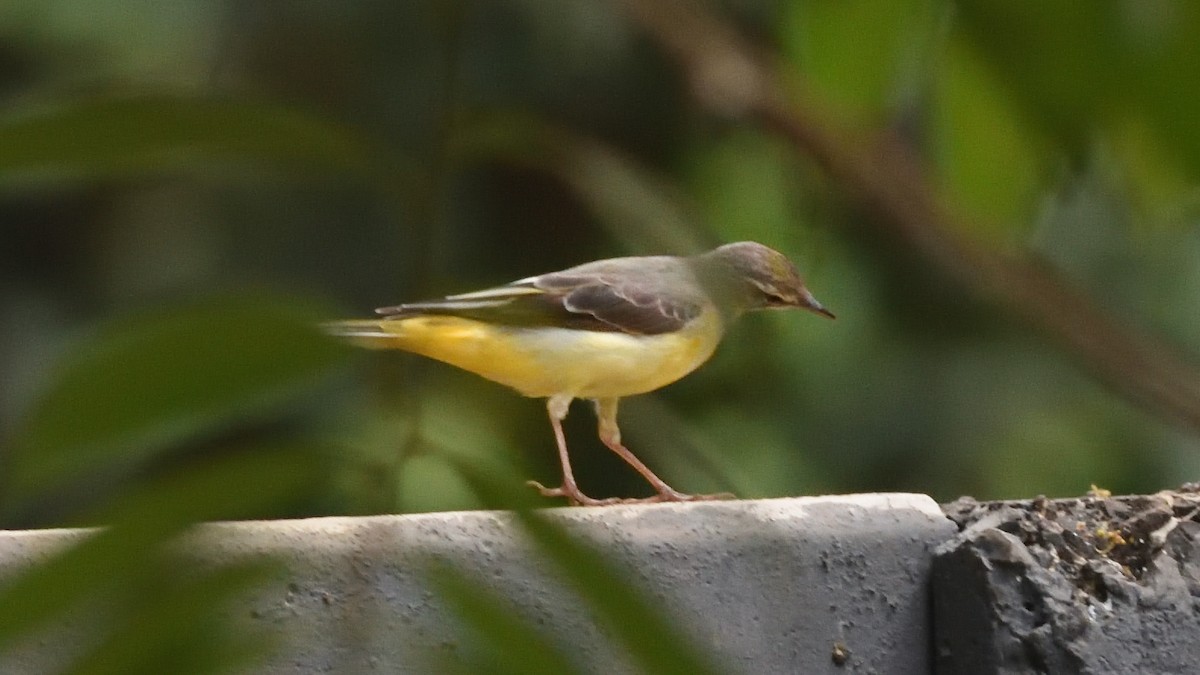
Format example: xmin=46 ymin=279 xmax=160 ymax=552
xmin=325 ymin=241 xmax=834 ymax=506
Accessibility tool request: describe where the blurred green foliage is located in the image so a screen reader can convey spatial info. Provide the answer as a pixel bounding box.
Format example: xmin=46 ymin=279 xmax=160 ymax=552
xmin=2 ymin=0 xmax=1200 ymax=671
xmin=4 ymin=296 xmax=345 ymax=513
xmin=433 ymin=464 xmax=726 ymax=674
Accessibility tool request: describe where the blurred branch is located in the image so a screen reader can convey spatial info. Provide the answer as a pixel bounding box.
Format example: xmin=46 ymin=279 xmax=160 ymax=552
xmin=619 ymin=0 xmax=1200 ymax=437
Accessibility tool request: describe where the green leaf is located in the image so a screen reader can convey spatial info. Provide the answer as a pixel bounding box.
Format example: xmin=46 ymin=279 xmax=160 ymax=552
xmin=952 ymin=1 xmax=1121 ymax=156
xmin=453 ymin=111 xmax=708 ymax=255
xmin=0 ymin=94 xmax=386 ymax=187
xmin=1126 ymin=4 xmax=1200 ymax=181
xmin=932 ymin=36 xmax=1045 ymax=235
xmin=453 ymin=463 xmax=725 ymax=675
xmin=0 ymin=444 xmax=323 ymax=653
xmin=952 ymin=2 xmax=1200 ymax=217
xmin=65 ymin=561 xmax=280 ymax=675
xmin=517 ymin=511 xmax=725 ymax=675
xmin=686 ymin=130 xmax=800 ymax=245
xmin=4 ymin=295 xmax=350 ymax=508
xmin=781 ymin=0 xmax=934 ymax=120
xmin=1110 ymin=118 xmax=1191 ymax=218
xmin=430 ymin=566 xmax=582 ymax=675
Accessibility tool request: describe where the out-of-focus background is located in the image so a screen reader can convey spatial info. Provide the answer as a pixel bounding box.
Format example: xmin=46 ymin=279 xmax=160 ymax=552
xmin=5 ymin=2 xmax=1200 ymax=671
xmin=4 ymin=0 xmax=1200 ymax=520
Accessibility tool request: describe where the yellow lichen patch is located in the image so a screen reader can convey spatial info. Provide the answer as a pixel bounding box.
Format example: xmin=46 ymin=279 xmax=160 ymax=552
xmin=1093 ymin=526 xmax=1126 ymax=554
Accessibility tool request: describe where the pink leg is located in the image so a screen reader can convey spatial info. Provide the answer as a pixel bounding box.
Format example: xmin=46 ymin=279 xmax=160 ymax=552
xmin=527 ymin=396 xmax=627 ymax=506
xmin=592 ymin=398 xmax=735 ymax=503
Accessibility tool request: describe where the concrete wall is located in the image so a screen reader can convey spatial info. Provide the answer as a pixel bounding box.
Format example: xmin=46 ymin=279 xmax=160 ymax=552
xmin=13 ymin=492 xmax=1191 ymax=673
xmin=0 ymin=494 xmax=953 ymax=674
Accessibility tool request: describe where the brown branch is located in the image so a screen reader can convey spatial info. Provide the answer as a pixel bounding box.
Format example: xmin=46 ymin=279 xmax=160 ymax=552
xmin=620 ymin=0 xmax=1200 ymax=436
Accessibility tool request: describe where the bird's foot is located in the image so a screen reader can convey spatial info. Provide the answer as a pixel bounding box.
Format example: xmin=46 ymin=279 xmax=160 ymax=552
xmin=646 ymin=488 xmax=737 ymax=503
xmin=527 ymin=481 xmax=736 ymax=507
xmin=526 ymin=480 xmax=627 ymax=506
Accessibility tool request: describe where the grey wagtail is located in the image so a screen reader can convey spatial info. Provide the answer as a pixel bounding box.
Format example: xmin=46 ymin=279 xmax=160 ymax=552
xmin=326 ymin=241 xmax=833 ymax=506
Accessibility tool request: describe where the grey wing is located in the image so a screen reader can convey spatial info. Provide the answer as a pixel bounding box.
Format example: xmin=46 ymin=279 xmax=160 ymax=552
xmin=535 ymin=267 xmax=705 ymax=335
xmin=374 ymin=256 xmax=705 ymax=336
xmin=373 ymin=277 xmax=632 ymax=332
xmin=374 ymin=281 xmax=543 ymax=317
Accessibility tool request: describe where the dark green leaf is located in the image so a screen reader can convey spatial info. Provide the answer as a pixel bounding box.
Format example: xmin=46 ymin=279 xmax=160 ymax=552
xmin=781 ymin=0 xmax=933 ymax=120
xmin=453 ymin=112 xmax=707 ymax=255
xmin=430 ymin=566 xmax=581 ymax=675
xmin=0 ymin=95 xmax=384 ymax=186
xmin=0 ymin=444 xmax=323 ymax=652
xmin=4 ymin=295 xmax=350 ymax=507
xmin=66 ymin=561 xmax=280 ymax=675
xmin=453 ymin=462 xmax=725 ymax=675
xmin=932 ymin=37 xmax=1045 ymax=232
xmin=953 ymin=2 xmax=1122 ymax=156
xmin=514 ymin=511 xmax=724 ymax=675
xmin=955 ymin=0 xmax=1200 ymax=181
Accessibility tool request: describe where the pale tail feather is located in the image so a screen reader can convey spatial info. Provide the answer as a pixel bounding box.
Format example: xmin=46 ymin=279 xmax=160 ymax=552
xmin=321 ymin=320 xmax=404 ymax=349
xmin=445 ymin=283 xmax=542 ymax=301
xmin=374 ymin=282 xmax=543 ymax=315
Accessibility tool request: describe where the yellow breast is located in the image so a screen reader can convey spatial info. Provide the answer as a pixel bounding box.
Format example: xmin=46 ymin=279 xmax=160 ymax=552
xmin=368 ymin=309 xmax=726 ymax=399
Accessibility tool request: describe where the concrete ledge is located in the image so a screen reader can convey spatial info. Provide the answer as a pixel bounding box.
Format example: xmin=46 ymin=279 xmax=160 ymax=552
xmin=0 ymin=494 xmax=954 ymax=674
xmin=934 ymin=491 xmax=1200 ymax=674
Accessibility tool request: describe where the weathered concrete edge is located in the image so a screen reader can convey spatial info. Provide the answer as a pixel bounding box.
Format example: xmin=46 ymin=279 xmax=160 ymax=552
xmin=0 ymin=494 xmax=957 ymax=674
xmin=932 ymin=493 xmax=1200 ymax=675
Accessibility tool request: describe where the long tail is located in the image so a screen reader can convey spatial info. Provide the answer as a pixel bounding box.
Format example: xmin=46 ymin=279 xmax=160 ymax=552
xmin=324 ymin=315 xmax=542 ymax=395
xmin=321 ymin=319 xmax=407 ymax=350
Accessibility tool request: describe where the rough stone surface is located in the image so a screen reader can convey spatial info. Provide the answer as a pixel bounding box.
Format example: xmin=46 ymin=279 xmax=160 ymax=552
xmin=0 ymin=494 xmax=953 ymax=674
xmin=934 ymin=486 xmax=1200 ymax=675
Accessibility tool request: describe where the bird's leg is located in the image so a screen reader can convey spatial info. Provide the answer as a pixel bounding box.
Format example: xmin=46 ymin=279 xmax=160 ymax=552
xmin=527 ymin=395 xmax=624 ymax=506
xmin=593 ymin=398 xmax=735 ymax=503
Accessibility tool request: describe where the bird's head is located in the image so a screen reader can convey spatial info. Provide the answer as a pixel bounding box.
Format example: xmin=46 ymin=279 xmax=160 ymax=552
xmin=697 ymin=241 xmax=834 ymax=319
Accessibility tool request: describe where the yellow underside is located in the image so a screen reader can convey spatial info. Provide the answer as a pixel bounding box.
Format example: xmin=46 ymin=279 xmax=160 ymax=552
xmin=341 ymin=312 xmax=724 ymax=399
